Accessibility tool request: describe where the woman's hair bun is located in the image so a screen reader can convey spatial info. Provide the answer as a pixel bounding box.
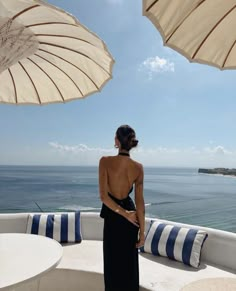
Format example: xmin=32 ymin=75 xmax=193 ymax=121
xmin=130 ymin=138 xmax=138 ymax=148
xmin=116 ymin=125 xmax=139 ymax=151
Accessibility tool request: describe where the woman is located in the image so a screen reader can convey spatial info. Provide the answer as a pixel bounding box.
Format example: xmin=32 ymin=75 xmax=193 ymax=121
xmin=99 ymin=125 xmax=145 ymax=291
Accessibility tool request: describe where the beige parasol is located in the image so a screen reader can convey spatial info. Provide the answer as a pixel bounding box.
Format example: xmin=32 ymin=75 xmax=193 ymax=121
xmin=0 ymin=0 xmax=114 ymax=104
xmin=143 ymin=0 xmax=236 ymax=70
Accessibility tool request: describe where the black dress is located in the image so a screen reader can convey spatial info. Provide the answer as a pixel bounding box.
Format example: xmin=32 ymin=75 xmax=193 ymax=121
xmin=100 ymin=189 xmax=139 ymax=291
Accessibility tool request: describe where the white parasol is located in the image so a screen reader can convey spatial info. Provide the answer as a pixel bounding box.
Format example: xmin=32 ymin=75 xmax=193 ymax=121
xmin=0 ymin=0 xmax=114 ymax=104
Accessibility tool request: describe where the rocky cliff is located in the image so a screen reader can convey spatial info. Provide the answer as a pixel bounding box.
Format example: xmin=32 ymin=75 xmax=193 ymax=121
xmin=198 ymin=168 xmax=236 ymax=176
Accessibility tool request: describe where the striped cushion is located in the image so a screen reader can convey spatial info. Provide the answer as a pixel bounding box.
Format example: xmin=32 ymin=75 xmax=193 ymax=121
xmin=26 ymin=212 xmax=82 ymax=243
xmin=141 ymin=220 xmax=208 ymax=268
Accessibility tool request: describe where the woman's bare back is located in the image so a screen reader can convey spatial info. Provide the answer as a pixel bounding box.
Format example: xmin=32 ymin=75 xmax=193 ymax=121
xmin=105 ymin=155 xmax=141 ymax=199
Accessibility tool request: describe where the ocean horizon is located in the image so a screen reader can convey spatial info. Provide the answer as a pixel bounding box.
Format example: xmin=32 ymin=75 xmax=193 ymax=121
xmin=0 ymin=165 xmax=235 ymax=233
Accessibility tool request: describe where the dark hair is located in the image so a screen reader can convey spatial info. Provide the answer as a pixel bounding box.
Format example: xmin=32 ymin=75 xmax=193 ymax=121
xmin=116 ymin=125 xmax=139 ymax=151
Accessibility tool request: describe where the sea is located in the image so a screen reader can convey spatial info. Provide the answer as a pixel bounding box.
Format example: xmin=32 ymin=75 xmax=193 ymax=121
xmin=0 ymin=166 xmax=235 ymax=233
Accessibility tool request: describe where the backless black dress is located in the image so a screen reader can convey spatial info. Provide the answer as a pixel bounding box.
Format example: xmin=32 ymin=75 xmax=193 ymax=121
xmin=100 ymin=188 xmax=139 ymax=291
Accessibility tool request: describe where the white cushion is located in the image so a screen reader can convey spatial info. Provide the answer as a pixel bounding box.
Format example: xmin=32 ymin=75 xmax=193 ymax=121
xmin=141 ymin=220 xmax=208 ymax=268
xmin=26 ymin=212 xmax=82 ymax=243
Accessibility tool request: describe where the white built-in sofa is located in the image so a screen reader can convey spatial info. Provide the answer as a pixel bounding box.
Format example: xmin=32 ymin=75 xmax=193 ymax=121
xmin=0 ymin=212 xmax=236 ymax=291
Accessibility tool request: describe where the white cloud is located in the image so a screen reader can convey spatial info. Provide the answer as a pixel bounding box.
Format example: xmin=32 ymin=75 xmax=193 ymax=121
xmin=47 ymin=142 xmax=236 ymax=168
xmin=139 ymin=56 xmax=175 ymax=79
xmin=204 ymin=146 xmax=232 ymax=155
xmin=49 ymin=142 xmax=114 ymax=154
xmin=1 ymin=143 xmax=235 ymax=167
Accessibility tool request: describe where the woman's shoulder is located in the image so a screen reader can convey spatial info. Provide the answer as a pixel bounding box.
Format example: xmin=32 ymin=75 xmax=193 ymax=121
xmin=99 ymin=155 xmax=116 ymax=160
xmin=99 ymin=155 xmax=115 ymax=164
xmin=130 ymin=158 xmax=143 ymax=171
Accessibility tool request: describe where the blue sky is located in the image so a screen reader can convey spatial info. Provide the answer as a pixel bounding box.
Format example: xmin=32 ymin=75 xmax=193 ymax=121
xmin=0 ymin=0 xmax=236 ymax=167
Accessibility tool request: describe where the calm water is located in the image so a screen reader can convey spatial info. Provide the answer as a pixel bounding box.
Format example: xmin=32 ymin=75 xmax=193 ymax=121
xmin=0 ymin=166 xmax=235 ymax=232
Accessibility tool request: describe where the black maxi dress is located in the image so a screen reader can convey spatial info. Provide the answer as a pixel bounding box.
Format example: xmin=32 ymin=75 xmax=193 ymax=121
xmin=100 ymin=189 xmax=139 ymax=291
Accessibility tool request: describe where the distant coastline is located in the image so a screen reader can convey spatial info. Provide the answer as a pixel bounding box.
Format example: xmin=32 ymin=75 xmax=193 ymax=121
xmin=198 ymin=168 xmax=236 ymax=177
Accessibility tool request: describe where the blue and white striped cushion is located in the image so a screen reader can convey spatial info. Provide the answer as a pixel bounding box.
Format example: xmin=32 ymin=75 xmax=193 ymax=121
xmin=142 ymin=220 xmax=208 ymax=268
xmin=26 ymin=212 xmax=82 ymax=243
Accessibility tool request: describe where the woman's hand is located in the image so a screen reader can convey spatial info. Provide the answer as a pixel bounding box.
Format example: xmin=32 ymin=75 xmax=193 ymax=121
xmin=136 ymin=232 xmax=145 ymax=248
xmin=125 ymin=210 xmax=139 ymax=227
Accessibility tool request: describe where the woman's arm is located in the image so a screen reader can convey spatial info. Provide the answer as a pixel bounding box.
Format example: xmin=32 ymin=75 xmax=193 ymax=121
xmin=99 ymin=157 xmax=139 ymax=226
xmin=134 ymin=164 xmax=145 ymax=247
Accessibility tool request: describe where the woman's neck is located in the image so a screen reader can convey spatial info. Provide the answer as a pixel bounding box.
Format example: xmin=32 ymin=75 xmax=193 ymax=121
xmin=118 ymin=151 xmax=130 ymax=157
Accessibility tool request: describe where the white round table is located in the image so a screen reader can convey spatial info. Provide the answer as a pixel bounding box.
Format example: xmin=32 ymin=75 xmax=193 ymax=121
xmin=0 ymin=233 xmax=63 ymax=290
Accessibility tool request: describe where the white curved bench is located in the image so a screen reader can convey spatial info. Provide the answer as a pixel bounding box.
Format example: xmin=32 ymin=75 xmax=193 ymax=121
xmin=0 ymin=212 xmax=236 ymax=291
